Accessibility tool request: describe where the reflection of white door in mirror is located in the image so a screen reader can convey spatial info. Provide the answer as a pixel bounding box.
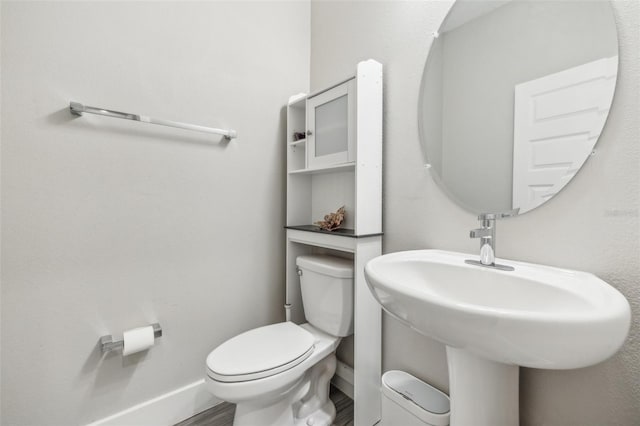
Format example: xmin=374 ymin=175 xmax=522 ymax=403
xmin=512 ymin=56 xmax=618 ymax=213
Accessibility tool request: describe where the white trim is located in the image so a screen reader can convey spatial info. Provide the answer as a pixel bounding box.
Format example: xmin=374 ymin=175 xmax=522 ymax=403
xmin=286 ymin=229 xmax=357 ymax=253
xmin=355 ymin=59 xmax=383 ymax=235
xmin=353 ymin=236 xmax=383 ymax=426
xmin=86 ymin=379 xmax=220 ymax=426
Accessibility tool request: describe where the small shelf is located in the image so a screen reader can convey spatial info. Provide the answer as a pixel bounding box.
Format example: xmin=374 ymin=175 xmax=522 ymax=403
xmin=288 ymin=162 xmax=355 ymax=175
xmin=286 ymin=225 xmax=383 ymax=239
xmin=289 ymin=139 xmax=306 ymax=146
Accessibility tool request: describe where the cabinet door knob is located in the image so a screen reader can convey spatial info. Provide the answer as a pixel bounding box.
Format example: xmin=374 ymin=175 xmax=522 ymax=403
xmin=306 ymin=130 xmax=313 ymax=136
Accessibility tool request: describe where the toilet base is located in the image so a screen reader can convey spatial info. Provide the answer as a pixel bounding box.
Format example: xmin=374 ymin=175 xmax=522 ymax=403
xmin=294 ymin=399 xmax=336 ymax=426
xmin=233 ymin=353 xmax=338 ymax=426
xmin=234 ymin=390 xmax=299 ymax=426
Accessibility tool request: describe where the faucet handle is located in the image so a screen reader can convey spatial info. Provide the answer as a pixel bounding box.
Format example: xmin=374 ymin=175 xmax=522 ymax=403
xmin=477 ymin=209 xmax=520 ymax=221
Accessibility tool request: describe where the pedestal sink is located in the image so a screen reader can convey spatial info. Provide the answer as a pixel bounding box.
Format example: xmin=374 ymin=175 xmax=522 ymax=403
xmin=364 ymin=250 xmax=630 ymax=426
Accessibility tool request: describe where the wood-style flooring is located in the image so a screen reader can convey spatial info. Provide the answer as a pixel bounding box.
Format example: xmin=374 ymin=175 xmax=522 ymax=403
xmin=176 ymin=386 xmax=353 ymax=426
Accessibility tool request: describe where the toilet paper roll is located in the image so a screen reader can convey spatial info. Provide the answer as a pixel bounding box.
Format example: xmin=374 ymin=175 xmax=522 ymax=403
xmin=122 ymin=325 xmax=155 ymax=356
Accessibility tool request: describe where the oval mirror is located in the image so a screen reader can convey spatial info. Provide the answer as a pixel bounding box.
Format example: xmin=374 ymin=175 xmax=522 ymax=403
xmin=419 ymin=0 xmax=618 ymax=215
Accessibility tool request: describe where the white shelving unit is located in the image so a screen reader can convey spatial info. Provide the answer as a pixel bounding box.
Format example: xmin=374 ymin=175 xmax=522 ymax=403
xmin=285 ymin=59 xmax=383 ymax=426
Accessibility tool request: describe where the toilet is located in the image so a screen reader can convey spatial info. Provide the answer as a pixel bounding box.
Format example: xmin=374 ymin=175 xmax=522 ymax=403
xmin=205 ymin=254 xmax=354 ymax=426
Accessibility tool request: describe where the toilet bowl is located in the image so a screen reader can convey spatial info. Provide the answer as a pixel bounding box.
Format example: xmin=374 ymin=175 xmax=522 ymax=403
xmin=205 ymin=255 xmax=354 ymax=426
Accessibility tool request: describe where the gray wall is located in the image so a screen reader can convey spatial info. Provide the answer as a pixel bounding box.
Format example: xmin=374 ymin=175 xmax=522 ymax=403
xmin=430 ymin=0 xmax=618 ymax=213
xmin=311 ymin=1 xmax=639 ymax=425
xmin=0 ymin=2 xmax=309 ymax=425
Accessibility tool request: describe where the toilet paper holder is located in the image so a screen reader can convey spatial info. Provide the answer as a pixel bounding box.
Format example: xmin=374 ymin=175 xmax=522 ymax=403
xmin=100 ymin=323 xmax=162 ymax=354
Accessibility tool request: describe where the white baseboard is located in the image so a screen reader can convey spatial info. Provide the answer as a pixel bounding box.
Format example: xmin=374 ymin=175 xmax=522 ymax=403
xmin=86 ymin=379 xmax=220 ymax=426
xmin=88 ymin=364 xmax=351 ymax=426
xmin=332 ymin=360 xmax=354 ymax=399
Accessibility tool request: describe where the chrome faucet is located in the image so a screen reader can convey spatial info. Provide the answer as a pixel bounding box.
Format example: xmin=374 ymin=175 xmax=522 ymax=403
xmin=470 ymin=215 xmax=496 ymax=265
xmin=465 ymin=212 xmax=517 ymax=271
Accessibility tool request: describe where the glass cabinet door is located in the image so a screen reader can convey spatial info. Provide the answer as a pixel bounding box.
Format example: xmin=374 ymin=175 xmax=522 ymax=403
xmin=307 ymin=80 xmax=355 ymax=168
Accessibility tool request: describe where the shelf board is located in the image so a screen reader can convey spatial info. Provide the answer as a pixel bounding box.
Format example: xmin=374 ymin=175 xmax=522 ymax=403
xmin=288 ymin=162 xmax=355 ymax=175
xmin=289 ymin=139 xmax=306 ymax=146
xmin=286 ymin=225 xmax=383 ymax=239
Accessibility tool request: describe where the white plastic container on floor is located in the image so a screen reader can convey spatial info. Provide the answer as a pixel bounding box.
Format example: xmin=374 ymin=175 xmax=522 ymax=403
xmin=380 ymin=370 xmax=450 ymax=426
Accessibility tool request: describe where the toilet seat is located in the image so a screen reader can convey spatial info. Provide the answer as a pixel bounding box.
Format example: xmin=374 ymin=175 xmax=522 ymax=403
xmin=207 ymin=322 xmax=315 ymax=383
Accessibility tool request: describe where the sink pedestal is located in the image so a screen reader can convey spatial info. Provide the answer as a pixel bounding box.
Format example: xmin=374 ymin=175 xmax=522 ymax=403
xmin=366 ymin=250 xmax=631 ymax=425
xmin=447 ymin=347 xmax=519 ymax=426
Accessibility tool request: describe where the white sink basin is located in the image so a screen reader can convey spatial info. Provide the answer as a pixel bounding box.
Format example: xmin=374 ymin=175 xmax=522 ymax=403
xmin=365 ymin=250 xmax=630 ymax=369
xmin=365 ymin=250 xmax=631 ymax=425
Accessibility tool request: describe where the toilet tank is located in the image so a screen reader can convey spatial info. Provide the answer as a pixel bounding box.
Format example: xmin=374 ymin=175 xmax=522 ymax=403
xmin=296 ymin=255 xmax=354 ymax=337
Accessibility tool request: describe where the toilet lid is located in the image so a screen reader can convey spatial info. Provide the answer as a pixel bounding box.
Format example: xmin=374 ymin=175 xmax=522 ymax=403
xmin=206 ymin=322 xmax=315 ymax=383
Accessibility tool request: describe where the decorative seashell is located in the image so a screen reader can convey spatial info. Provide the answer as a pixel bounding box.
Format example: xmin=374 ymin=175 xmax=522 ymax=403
xmin=314 ymin=206 xmax=345 ymax=231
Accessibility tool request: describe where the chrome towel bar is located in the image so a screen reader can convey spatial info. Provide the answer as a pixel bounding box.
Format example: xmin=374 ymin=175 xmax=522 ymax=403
xmin=70 ymin=102 xmax=237 ymax=140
